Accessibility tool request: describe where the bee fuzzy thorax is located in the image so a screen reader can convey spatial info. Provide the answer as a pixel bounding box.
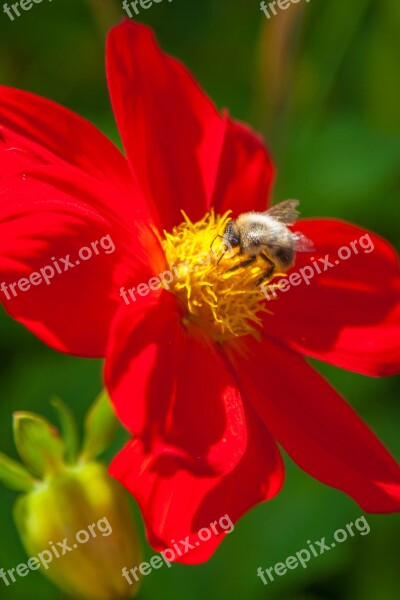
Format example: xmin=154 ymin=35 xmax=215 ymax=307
xmin=162 ymin=211 xmax=281 ymax=343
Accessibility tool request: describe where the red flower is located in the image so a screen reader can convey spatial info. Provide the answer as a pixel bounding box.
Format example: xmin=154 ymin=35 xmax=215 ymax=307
xmin=1 ymin=21 xmax=400 ymax=563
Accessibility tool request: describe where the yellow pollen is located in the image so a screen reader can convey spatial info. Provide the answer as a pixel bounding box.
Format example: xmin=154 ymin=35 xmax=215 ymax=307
xmin=161 ymin=210 xmax=283 ymax=343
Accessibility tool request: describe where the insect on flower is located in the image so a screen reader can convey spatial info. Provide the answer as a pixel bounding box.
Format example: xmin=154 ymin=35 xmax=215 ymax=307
xmin=212 ymin=199 xmax=315 ymax=284
xmin=1 ymin=20 xmax=400 ymax=565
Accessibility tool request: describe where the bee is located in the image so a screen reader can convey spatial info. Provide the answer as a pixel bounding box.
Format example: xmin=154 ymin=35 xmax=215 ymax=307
xmin=213 ymin=200 xmax=314 ymax=284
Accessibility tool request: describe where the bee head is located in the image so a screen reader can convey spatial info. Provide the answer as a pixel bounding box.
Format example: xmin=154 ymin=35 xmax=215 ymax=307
xmin=223 ymin=220 xmax=240 ymax=248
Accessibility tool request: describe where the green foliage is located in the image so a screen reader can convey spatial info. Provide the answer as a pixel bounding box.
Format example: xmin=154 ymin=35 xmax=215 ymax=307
xmin=50 ymin=397 xmax=80 ymax=464
xmin=0 ymin=452 xmax=36 ymax=492
xmin=81 ymin=389 xmax=120 ymax=461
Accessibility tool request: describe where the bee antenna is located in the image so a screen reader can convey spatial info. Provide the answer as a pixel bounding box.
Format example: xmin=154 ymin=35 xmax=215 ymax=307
xmin=210 ymin=233 xmax=224 ymax=251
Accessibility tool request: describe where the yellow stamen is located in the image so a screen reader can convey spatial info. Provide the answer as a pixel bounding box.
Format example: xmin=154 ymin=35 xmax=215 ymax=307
xmin=162 ymin=210 xmax=282 ymax=343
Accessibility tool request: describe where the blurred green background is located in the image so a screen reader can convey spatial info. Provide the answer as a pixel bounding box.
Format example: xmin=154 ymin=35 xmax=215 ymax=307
xmin=0 ymin=0 xmax=399 ymax=599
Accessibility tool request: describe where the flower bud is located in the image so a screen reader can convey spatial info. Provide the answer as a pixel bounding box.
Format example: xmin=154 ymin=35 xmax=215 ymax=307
xmin=0 ymin=392 xmax=141 ymax=600
xmin=14 ymin=462 xmax=141 ymax=600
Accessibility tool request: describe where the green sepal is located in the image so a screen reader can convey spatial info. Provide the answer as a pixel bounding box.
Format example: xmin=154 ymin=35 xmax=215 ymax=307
xmin=13 ymin=412 xmax=65 ymax=477
xmin=51 ymin=397 xmax=79 ymax=464
xmin=80 ymin=390 xmax=119 ymax=461
xmin=0 ymin=451 xmax=36 ymax=492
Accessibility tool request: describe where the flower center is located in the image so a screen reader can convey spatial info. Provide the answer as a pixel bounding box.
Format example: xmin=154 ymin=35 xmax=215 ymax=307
xmin=161 ymin=211 xmax=282 ymax=343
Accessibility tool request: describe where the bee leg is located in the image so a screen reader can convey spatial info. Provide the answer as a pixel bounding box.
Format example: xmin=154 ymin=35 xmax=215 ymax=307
xmin=256 ymin=254 xmax=275 ymax=285
xmin=226 ymin=256 xmax=257 ymax=273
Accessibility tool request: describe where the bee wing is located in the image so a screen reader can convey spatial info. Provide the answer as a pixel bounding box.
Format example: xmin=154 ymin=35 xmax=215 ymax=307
xmin=291 ymin=231 xmax=315 ymax=253
xmin=264 ymin=199 xmax=300 ymax=225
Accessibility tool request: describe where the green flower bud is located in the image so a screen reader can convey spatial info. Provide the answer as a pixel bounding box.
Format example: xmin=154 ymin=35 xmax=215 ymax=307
xmin=0 ymin=392 xmax=141 ymax=600
xmin=14 ymin=462 xmax=141 ymax=600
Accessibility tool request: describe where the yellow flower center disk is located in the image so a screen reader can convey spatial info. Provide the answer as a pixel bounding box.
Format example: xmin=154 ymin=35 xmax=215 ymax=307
xmin=161 ymin=210 xmax=281 ymax=343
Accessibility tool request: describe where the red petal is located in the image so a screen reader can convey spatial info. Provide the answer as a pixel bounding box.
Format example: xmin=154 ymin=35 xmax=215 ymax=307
xmin=105 ymin=290 xmax=248 ymax=475
xmin=212 ymin=118 xmax=275 ymax=216
xmin=230 ymin=336 xmax=400 ymax=513
xmin=109 ymin=404 xmax=283 ymax=563
xmin=106 ymin=20 xmax=226 ymax=230
xmin=0 ymin=165 xmax=158 ymax=356
xmin=0 ymin=85 xmax=133 ymax=194
xmin=0 ymin=84 xmax=161 ymax=355
xmin=263 ymin=219 xmax=400 ymax=375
